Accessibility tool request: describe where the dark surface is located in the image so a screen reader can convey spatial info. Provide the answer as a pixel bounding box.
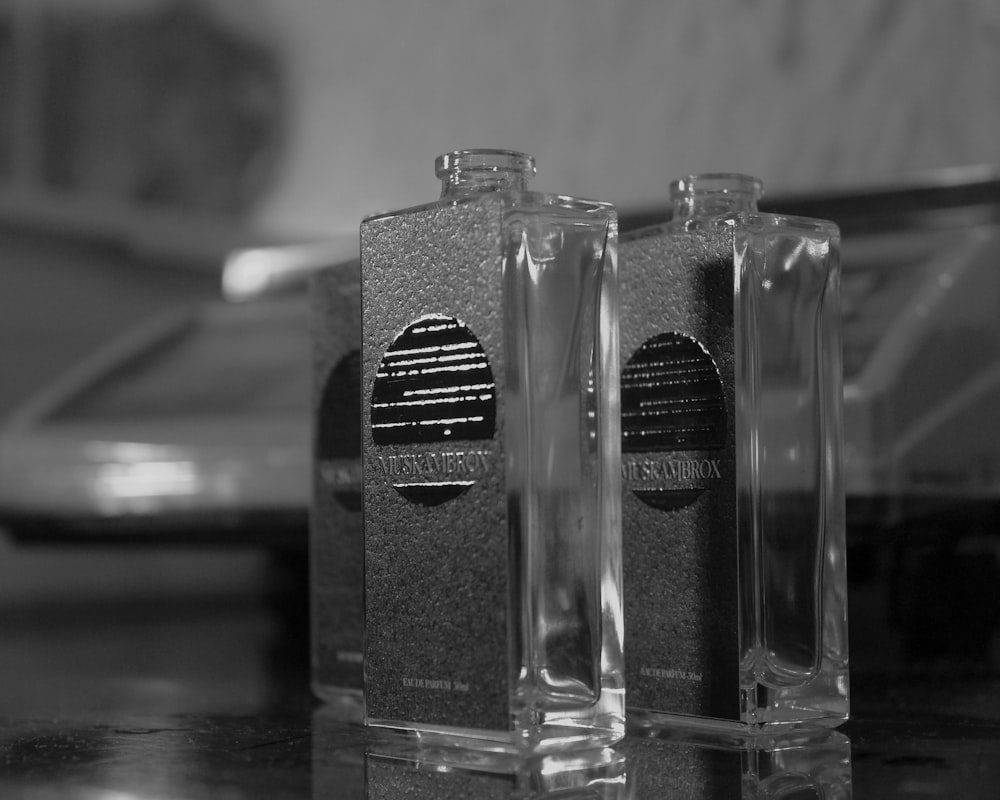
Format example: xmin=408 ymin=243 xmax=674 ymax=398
xmin=1 ymin=557 xmax=999 ymax=799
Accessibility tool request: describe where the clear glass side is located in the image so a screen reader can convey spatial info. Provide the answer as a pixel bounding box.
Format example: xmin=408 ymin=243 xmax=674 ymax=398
xmin=501 ymin=193 xmax=624 ymax=748
xmin=735 ymin=212 xmax=849 ymax=727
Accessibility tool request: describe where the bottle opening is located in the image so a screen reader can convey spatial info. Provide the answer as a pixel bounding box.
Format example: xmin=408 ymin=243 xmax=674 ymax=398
xmin=670 ymin=173 xmax=764 ymax=200
xmin=670 ymin=173 xmax=763 ymax=217
xmin=436 ymin=149 xmax=535 ymax=196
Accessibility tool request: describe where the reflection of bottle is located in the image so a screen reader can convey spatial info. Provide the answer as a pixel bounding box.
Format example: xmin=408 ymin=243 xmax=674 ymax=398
xmin=365 ymin=741 xmax=628 ymax=800
xmin=311 ymin=260 xmax=364 ymax=716
xmin=622 ymin=726 xmax=851 ymax=800
xmin=743 ymin=730 xmax=852 ymax=800
xmin=361 ymin=149 xmax=623 ymax=750
xmin=620 ymin=174 xmax=848 ymax=730
xmin=311 ymin=705 xmax=367 ymax=798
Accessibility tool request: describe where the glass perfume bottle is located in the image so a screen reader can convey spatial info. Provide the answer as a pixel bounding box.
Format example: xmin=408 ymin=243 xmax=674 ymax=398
xmin=619 ymin=173 xmax=848 ymax=730
xmin=310 ymin=259 xmax=364 ymax=717
xmin=361 ymin=150 xmax=623 ymax=751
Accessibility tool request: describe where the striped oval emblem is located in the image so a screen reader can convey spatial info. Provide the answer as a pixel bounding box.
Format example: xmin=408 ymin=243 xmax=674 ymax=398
xmin=622 ymin=331 xmax=725 ymax=511
xmin=371 ymin=314 xmax=496 ymax=505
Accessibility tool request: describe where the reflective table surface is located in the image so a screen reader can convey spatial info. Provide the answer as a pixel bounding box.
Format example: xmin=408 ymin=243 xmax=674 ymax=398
xmin=2 ymin=557 xmax=999 ymax=799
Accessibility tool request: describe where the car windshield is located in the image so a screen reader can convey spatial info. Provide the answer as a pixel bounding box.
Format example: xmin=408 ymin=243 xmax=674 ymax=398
xmin=45 ymin=299 xmax=310 ymax=422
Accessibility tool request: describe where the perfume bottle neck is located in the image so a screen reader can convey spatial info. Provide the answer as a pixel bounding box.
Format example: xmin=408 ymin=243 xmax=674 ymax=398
xmin=436 ymin=149 xmax=535 ymax=197
xmin=670 ymin=173 xmax=763 ymax=219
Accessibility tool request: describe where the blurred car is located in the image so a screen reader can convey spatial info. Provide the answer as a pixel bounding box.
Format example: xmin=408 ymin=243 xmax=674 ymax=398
xmin=0 ymin=241 xmax=355 ymax=547
xmin=0 ymin=295 xmax=309 ymax=545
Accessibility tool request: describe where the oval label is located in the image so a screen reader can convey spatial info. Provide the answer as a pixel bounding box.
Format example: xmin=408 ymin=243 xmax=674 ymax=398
xmin=371 ymin=314 xmax=496 ymax=505
xmin=622 ymin=331 xmax=725 ymax=511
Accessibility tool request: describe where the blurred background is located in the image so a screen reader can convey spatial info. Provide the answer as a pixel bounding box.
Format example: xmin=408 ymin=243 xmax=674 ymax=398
xmin=1 ymin=0 xmax=999 ymax=680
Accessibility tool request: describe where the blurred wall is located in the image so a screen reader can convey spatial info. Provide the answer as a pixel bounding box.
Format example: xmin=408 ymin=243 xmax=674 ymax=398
xmin=250 ymin=0 xmax=1000 ymax=237
xmin=2 ymin=0 xmax=997 ymax=240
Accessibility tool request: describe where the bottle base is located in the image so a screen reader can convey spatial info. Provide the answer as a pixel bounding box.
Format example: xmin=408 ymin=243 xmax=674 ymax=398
xmin=626 ymin=702 xmax=848 ymax=743
xmin=627 ymin=710 xmax=851 ymax=752
xmin=366 ymin=731 xmax=627 ymax=796
xmin=741 ymin=668 xmax=850 ymax=730
xmin=365 ymin=717 xmax=624 ymax=756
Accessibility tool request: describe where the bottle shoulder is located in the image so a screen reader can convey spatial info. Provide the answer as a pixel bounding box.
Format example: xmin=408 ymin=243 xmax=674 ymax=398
xmin=746 ymin=211 xmax=840 ymax=241
xmin=622 ymin=211 xmax=838 ymax=243
xmin=363 ymin=191 xmax=616 ymax=226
